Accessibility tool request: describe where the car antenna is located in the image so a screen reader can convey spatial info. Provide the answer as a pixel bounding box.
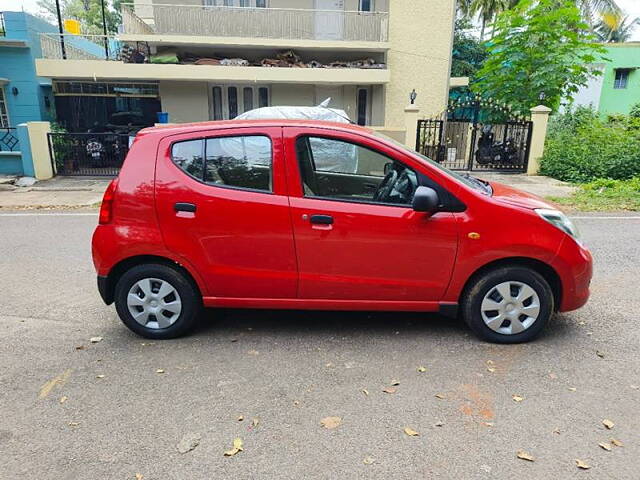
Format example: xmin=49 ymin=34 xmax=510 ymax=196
xmin=317 ymin=97 xmax=356 ymax=125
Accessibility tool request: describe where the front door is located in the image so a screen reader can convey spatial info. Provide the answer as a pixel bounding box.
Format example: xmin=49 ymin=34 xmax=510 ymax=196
xmin=315 ymin=0 xmax=344 ymax=40
xmin=154 ymin=127 xmax=297 ymax=299
xmin=285 ymin=128 xmax=459 ymax=302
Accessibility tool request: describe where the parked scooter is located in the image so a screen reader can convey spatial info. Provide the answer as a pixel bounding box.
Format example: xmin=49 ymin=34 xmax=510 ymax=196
xmin=475 ymin=125 xmax=520 ymax=166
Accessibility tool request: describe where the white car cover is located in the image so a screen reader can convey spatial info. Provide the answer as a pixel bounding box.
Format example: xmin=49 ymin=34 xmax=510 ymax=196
xmin=235 ymin=104 xmax=358 ymax=173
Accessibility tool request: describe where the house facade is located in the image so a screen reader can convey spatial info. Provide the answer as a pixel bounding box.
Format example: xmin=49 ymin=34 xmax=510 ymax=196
xmin=35 ymin=0 xmax=458 ymax=132
xmin=571 ymin=43 xmax=640 ymax=117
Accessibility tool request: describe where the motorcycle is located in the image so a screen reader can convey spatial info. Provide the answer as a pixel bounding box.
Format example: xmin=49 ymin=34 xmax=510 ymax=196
xmin=474 ymin=125 xmax=520 ymax=166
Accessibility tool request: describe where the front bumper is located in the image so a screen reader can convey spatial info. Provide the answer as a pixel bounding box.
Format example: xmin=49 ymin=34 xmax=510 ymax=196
xmin=555 ymin=237 xmax=593 ymax=312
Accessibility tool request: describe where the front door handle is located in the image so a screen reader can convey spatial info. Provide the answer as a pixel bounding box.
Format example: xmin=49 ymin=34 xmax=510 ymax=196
xmin=174 ymin=202 xmax=197 ymax=213
xmin=310 ymin=214 xmax=334 ymax=225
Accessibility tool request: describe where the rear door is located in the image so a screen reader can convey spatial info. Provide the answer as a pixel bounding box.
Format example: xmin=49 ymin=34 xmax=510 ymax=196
xmin=284 ymin=127 xmax=459 ymax=302
xmin=154 ymin=127 xmax=297 ymax=299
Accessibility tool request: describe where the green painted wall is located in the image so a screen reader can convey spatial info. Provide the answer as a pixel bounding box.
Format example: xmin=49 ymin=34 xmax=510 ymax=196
xmin=598 ymin=44 xmax=640 ymax=116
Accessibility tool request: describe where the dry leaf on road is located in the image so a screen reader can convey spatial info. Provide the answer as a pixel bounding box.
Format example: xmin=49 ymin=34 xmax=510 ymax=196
xmin=516 ymin=450 xmax=535 ymax=462
xmin=512 ymin=395 xmax=524 ymax=402
xmin=247 ymin=350 xmax=259 ymax=355
xmin=417 ymin=366 xmax=427 ymax=373
xmin=603 ymin=419 xmax=614 ymax=430
xmin=598 ymin=442 xmax=612 ymax=451
xmin=487 ymin=366 xmax=496 ymax=373
xmin=96 ymin=375 xmax=105 ymax=379
xmin=568 ymin=387 xmax=577 ymax=392
xmin=320 ymin=416 xmax=342 ymax=429
xmin=156 ymin=369 xmax=165 ymax=374
xmin=383 ymin=387 xmax=397 ymax=394
xmin=434 ymin=393 xmax=446 ymax=399
xmin=404 ymin=427 xmax=419 ymax=437
xmin=610 ymin=438 xmax=623 ymax=447
xmin=575 ymin=459 xmax=591 ymax=470
xmin=362 ymin=389 xmax=369 ymax=396
xmin=135 ymin=475 xmax=143 ymax=480
xmin=391 ymin=379 xmax=400 ymax=386
xmin=59 ymin=396 xmax=68 ymax=404
xmin=363 ymin=456 xmax=375 ymax=465
xmin=237 ymin=415 xmax=244 ymax=422
xmin=224 ymin=438 xmax=244 ymax=457
xmin=68 ymin=422 xmax=79 ymax=427
xmin=596 ymin=351 xmax=605 ymax=358
xmin=75 ymin=345 xmax=85 ymax=350
xmin=90 ymin=337 xmax=103 ymax=343
xmin=252 ymin=418 xmax=259 ymax=427
xmin=434 ymin=421 xmax=445 ymax=427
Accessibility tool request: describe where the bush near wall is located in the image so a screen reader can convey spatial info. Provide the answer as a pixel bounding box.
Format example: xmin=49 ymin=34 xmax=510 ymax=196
xmin=540 ymin=107 xmax=640 ymax=183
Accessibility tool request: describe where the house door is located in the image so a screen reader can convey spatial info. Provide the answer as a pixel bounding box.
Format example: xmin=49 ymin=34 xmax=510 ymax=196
xmin=315 ymin=0 xmax=344 ymax=40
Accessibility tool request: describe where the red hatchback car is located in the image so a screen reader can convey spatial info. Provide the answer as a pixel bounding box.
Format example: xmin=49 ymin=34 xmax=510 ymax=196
xmin=92 ymin=120 xmax=592 ymax=343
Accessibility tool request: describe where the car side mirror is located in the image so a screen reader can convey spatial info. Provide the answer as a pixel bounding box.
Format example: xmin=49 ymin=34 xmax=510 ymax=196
xmin=412 ymin=186 xmax=440 ymax=213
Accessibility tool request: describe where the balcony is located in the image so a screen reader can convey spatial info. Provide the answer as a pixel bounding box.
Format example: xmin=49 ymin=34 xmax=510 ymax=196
xmin=121 ymin=3 xmax=389 ymax=43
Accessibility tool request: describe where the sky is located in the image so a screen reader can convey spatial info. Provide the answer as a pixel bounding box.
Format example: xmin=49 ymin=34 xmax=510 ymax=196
xmin=2 ymin=0 xmax=640 ymax=40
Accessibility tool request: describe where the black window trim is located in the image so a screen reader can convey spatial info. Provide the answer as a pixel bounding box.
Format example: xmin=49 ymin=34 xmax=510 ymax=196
xmin=169 ymin=134 xmax=275 ymax=195
xmin=294 ymin=133 xmax=466 ymax=212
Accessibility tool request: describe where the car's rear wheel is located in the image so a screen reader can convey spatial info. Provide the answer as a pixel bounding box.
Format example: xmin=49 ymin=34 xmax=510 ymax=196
xmin=461 ymin=266 xmax=554 ymax=343
xmin=114 ymin=263 xmax=202 ymax=339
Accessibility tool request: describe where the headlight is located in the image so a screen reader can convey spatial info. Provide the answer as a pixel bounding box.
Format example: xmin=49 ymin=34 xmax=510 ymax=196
xmin=536 ymin=209 xmax=581 ymax=242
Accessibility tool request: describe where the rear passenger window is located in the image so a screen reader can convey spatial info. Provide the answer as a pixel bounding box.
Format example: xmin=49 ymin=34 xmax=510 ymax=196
xmin=171 ymin=135 xmax=272 ymax=192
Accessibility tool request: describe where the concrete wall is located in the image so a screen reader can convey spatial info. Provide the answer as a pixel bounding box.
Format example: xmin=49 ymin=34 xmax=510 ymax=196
xmin=271 ymin=84 xmax=316 ymax=106
xmin=159 ymin=81 xmax=210 ymax=123
xmin=384 ymin=0 xmax=455 ymax=126
xmin=598 ymin=44 xmax=640 ymax=116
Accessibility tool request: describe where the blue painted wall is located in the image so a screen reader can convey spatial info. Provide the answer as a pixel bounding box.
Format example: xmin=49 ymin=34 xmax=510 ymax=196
xmin=0 ymin=12 xmax=58 ymax=128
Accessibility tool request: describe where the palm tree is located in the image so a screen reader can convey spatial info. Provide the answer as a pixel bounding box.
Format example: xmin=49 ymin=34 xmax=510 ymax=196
xmin=576 ymin=0 xmax=622 ymax=28
xmin=469 ymin=0 xmax=516 ymax=39
xmin=596 ymin=13 xmax=640 ymax=42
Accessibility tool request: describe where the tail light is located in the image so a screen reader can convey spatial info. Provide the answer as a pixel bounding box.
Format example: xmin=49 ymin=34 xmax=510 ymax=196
xmin=99 ymin=178 xmax=118 ymax=225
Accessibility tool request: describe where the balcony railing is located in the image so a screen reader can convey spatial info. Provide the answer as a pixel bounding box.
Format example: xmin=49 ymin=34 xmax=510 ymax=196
xmin=121 ymin=3 xmax=389 ymax=42
xmin=40 ymin=33 xmax=121 ymax=60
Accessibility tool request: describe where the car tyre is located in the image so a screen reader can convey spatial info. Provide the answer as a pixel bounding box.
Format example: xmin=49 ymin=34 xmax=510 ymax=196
xmin=461 ymin=266 xmax=554 ymax=344
xmin=114 ymin=263 xmax=202 ymax=339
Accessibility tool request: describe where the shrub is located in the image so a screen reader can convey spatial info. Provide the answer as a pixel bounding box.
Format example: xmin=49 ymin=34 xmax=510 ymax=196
xmin=540 ymin=107 xmax=640 ymax=182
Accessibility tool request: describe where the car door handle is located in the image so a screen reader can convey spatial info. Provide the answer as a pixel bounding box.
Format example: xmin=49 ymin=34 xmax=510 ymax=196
xmin=174 ymin=202 xmax=197 ymax=213
xmin=310 ymin=214 xmax=334 ymax=225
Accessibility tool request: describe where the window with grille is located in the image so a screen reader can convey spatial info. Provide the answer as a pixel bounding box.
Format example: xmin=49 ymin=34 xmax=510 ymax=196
xmin=614 ymin=69 xmax=630 ymax=89
xmin=0 ymin=87 xmax=9 ymax=127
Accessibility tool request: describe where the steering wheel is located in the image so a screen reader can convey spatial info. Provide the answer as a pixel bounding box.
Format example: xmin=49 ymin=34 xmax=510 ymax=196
xmin=373 ymin=169 xmax=398 ymax=202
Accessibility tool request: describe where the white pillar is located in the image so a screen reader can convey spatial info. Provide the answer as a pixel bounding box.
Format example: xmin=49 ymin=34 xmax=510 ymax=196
xmin=527 ymin=105 xmax=552 ymax=175
xmin=403 ymin=104 xmax=420 ymax=149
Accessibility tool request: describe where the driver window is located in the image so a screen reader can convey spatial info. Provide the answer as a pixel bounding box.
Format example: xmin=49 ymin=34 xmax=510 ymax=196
xmin=296 ymin=136 xmax=418 ymax=206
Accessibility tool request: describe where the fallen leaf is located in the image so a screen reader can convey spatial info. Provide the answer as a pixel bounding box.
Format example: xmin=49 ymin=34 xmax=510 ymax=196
xmin=237 ymin=415 xmax=244 ymax=422
xmin=230 ymin=338 xmax=238 ymax=343
xmin=610 ymin=438 xmax=623 ymax=447
xmin=512 ymin=395 xmax=524 ymax=402
xmin=247 ymin=350 xmax=259 ymax=355
xmin=391 ymin=379 xmax=400 ymax=386
xmin=575 ymin=459 xmax=591 ymax=470
xmin=68 ymin=422 xmax=79 ymax=427
xmin=603 ymin=419 xmax=614 ymax=430
xmin=568 ymin=387 xmax=577 ymax=392
xmin=156 ymin=369 xmax=165 ymax=374
xmin=630 ymin=385 xmax=639 ymax=390
xmin=596 ymin=350 xmax=605 ymax=358
xmin=177 ymin=433 xmax=201 ymax=454
xmin=90 ymin=336 xmax=103 ymax=343
xmin=320 ymin=416 xmax=341 ymax=429
xmin=135 ymin=475 xmax=143 ymax=480
xmin=598 ymin=442 xmax=612 ymax=451
xmin=362 ymin=389 xmax=369 ymax=396
xmin=325 ymin=362 xmax=334 ymax=368
xmin=39 ymin=370 xmax=72 ymax=398
xmin=75 ymin=345 xmax=85 ymax=351
xmin=382 ymin=387 xmax=397 ymax=394
xmin=293 ymin=400 xmax=300 ymax=406
xmin=482 ymin=422 xmax=494 ymax=427
xmin=417 ymin=366 xmax=427 ymax=373
xmin=487 ymin=366 xmax=496 ymax=373
xmin=434 ymin=393 xmax=446 ymax=399
xmin=59 ymin=396 xmax=68 ymax=404
xmin=252 ymin=418 xmax=260 ymax=428
xmin=224 ymin=438 xmax=244 ymax=457
xmin=363 ymin=456 xmax=375 ymax=465
xmin=434 ymin=421 xmax=445 ymax=427
xmin=516 ymin=450 xmax=535 ymax=462
xmin=552 ymin=428 xmax=561 ymax=435
xmin=403 ymin=427 xmax=419 ymax=437
xmin=96 ymin=375 xmax=105 ymax=379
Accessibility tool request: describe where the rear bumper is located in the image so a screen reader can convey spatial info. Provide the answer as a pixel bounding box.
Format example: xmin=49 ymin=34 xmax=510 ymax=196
xmin=97 ymin=275 xmax=113 ymax=305
xmin=555 ymin=237 xmax=593 ymax=312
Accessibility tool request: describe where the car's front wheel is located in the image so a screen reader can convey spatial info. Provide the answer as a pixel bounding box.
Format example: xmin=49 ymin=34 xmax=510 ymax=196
xmin=461 ymin=266 xmax=554 ymax=343
xmin=114 ymin=263 xmax=202 ymax=339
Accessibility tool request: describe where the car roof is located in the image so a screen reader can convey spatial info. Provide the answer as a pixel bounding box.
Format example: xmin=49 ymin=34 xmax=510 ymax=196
xmin=137 ymin=119 xmax=373 ymax=139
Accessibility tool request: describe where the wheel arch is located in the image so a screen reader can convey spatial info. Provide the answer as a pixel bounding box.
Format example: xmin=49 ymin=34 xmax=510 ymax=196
xmin=461 ymin=257 xmax=562 ymax=311
xmin=99 ymin=255 xmax=203 ymax=305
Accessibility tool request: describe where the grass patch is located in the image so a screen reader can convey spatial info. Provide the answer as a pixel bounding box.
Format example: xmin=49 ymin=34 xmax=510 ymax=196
xmin=547 ymin=178 xmax=640 ymax=211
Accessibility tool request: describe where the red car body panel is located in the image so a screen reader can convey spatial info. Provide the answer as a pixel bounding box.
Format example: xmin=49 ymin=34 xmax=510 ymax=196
xmin=91 ymin=120 xmax=592 ymax=314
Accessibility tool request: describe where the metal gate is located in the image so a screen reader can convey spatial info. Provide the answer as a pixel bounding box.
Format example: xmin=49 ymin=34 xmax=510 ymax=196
xmin=48 ymin=132 xmax=131 ymax=176
xmin=417 ymin=95 xmax=533 ymax=172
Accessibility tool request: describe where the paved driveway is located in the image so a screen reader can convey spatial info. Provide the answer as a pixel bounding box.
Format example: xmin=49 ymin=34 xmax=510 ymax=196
xmin=0 ymin=212 xmax=638 ymax=479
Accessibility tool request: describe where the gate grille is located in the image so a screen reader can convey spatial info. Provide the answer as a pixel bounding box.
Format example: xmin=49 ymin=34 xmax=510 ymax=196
xmin=48 ymin=133 xmax=131 ymax=176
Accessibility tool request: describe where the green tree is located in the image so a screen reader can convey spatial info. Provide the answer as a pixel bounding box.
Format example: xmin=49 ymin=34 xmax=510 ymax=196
xmin=596 ymin=13 xmax=639 ymax=42
xmin=36 ymin=0 xmax=121 ymax=35
xmin=473 ymin=0 xmax=606 ymax=115
xmin=451 ymin=18 xmax=488 ymax=79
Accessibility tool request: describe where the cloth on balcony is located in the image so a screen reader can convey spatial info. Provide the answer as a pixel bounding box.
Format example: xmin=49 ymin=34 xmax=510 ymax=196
xmin=151 ymin=54 xmax=179 ymax=64
xmin=220 ymin=58 xmax=250 ymax=66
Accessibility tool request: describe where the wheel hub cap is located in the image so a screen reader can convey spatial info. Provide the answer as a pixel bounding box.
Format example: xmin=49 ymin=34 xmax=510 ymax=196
xmin=127 ymin=278 xmax=182 ymax=330
xmin=480 ymin=281 xmax=540 ymax=335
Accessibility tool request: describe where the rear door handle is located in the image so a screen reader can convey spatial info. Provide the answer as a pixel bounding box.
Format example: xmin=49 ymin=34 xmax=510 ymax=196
xmin=174 ymin=202 xmax=197 ymax=213
xmin=310 ymin=214 xmax=334 ymax=225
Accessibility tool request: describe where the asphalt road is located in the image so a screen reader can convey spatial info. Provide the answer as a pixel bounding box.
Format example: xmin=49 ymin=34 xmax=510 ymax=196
xmin=0 ymin=212 xmax=639 ymax=479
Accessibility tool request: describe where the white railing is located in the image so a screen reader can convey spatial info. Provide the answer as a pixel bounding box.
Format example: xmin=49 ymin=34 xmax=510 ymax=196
xmin=122 ymin=5 xmax=154 ymax=35
xmin=121 ymin=3 xmax=389 ymax=42
xmin=40 ymin=34 xmax=118 ymax=60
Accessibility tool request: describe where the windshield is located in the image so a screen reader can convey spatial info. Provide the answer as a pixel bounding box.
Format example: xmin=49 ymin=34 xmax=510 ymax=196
xmin=372 ymin=131 xmax=492 ymax=195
